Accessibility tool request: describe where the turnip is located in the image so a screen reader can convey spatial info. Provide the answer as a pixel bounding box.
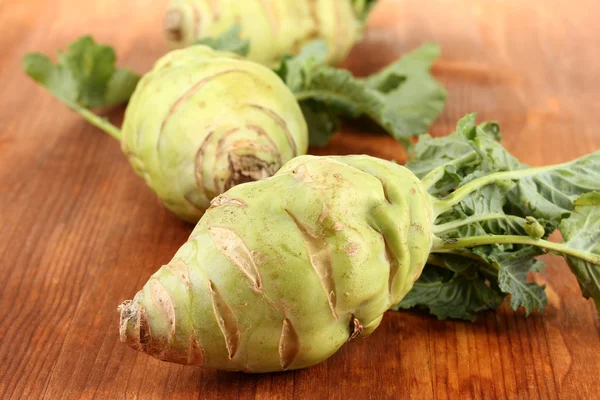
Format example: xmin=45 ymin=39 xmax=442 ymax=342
xmin=164 ymin=0 xmax=379 ymax=67
xmin=119 ymin=114 xmax=600 ymax=372
xmin=23 ymin=35 xmax=446 ymax=222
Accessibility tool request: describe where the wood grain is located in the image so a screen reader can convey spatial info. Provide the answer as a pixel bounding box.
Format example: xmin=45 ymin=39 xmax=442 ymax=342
xmin=1 ymin=0 xmax=599 ymax=399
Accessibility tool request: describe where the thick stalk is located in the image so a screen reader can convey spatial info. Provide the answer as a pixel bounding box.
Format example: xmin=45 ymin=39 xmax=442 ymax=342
xmin=429 ymin=155 xmax=597 ymax=218
xmin=432 ymin=213 xmax=527 ymax=234
xmin=431 ymin=235 xmax=600 ymax=265
xmin=65 ymin=99 xmax=123 ymax=141
xmin=420 ymin=151 xmax=478 ymax=189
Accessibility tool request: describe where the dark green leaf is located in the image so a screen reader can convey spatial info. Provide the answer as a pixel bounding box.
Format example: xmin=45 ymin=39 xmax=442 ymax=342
xmin=504 ymin=152 xmax=600 ymax=223
xmin=411 ymin=113 xmax=600 ymax=221
xmin=434 ymin=184 xmax=556 ymax=239
xmin=403 ymin=114 xmax=600 ymax=319
xmin=395 ymin=264 xmax=504 ymax=322
xmin=428 ymin=185 xmax=552 ymax=316
xmin=480 ymin=246 xmax=548 ymax=315
xmin=407 ymin=114 xmax=500 ymax=196
xmin=300 ymin=101 xmax=341 ymax=147
xmin=294 ymin=65 xmax=415 ymax=146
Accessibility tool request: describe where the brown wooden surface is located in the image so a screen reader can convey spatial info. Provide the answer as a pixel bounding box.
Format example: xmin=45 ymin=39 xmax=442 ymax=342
xmin=1 ymin=0 xmax=600 ymax=398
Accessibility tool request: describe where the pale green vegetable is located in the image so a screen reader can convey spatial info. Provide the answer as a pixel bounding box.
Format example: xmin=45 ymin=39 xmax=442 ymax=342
xmin=24 ymin=38 xmax=308 ymax=223
xmin=119 ymin=115 xmax=600 ymax=372
xmin=122 ymin=46 xmax=308 ymax=222
xmin=119 ymin=154 xmax=433 ymax=372
xmin=164 ymin=0 xmax=376 ymax=67
xmin=23 ymin=35 xmax=446 ymax=223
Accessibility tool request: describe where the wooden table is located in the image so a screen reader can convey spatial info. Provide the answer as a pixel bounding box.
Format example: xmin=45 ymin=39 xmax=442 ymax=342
xmin=1 ymin=0 xmax=599 ymax=398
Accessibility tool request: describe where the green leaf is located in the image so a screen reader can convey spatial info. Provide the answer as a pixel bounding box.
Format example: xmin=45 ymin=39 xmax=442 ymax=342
xmin=559 ymin=192 xmax=600 ymax=310
xmin=444 ymin=116 xmax=600 ymax=224
xmin=275 ymin=40 xmax=329 ymax=93
xmin=429 ymin=184 xmax=552 ymax=316
xmin=414 ymin=113 xmax=600 ymax=221
xmin=105 ymin=68 xmax=141 ymax=106
xmin=395 ymin=264 xmax=504 ymax=322
xmin=504 ymin=152 xmax=600 ymax=223
xmin=278 ymin=42 xmax=446 ymax=147
xmin=297 ymin=66 xmax=413 ymax=146
xmin=403 ymin=114 xmax=600 ymax=320
xmin=363 ymin=43 xmax=447 ymax=138
xmin=407 ymin=114 xmax=500 ymax=196
xmin=406 ymin=132 xmax=474 ymax=181
xmin=434 ymin=184 xmax=556 ymax=240
xmin=23 ymin=52 xmax=79 ymax=103
xmin=194 ymin=24 xmax=250 ymax=57
xmin=299 ymin=101 xmax=341 ymax=147
xmin=274 ymin=41 xmax=335 ymax=146
xmin=482 ymin=247 xmax=548 ymax=315
xmin=23 ymin=35 xmax=140 ymax=109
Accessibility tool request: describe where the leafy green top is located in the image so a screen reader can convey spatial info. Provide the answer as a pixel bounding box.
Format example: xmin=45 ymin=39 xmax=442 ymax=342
xmin=23 ymin=36 xmax=139 ymax=110
xmin=274 ymin=41 xmax=446 ymax=146
xmin=559 ymin=192 xmax=600 ymax=311
xmin=395 ymin=114 xmax=600 ymax=321
xmin=23 ymin=30 xmax=446 ymax=148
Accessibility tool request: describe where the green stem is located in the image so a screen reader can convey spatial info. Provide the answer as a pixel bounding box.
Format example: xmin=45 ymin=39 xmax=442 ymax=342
xmin=65 ymin=99 xmax=123 ymax=141
xmin=431 ymin=234 xmax=600 ymax=265
xmin=431 ymin=158 xmax=585 ymax=217
xmin=432 ymin=213 xmax=527 ymax=234
xmin=420 ymin=151 xmax=478 ymax=189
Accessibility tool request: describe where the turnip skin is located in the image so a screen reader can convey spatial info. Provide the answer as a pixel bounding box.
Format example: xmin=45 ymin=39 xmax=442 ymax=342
xmin=119 ymin=154 xmax=433 ymax=372
xmin=164 ymin=0 xmax=367 ymax=67
xmin=121 ymin=46 xmax=308 ymax=223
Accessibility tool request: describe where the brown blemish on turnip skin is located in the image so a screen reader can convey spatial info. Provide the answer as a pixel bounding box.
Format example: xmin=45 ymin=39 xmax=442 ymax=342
xmin=224 ymin=153 xmax=278 ymax=190
xmin=278 ymin=318 xmax=300 ymax=369
xmin=348 ymin=316 xmax=363 ymax=341
xmin=209 ymin=280 xmax=241 ymax=360
xmin=164 ymin=9 xmax=184 ymax=42
xmin=208 ymin=226 xmax=263 ymax=293
xmin=286 ymin=209 xmax=338 ymax=320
